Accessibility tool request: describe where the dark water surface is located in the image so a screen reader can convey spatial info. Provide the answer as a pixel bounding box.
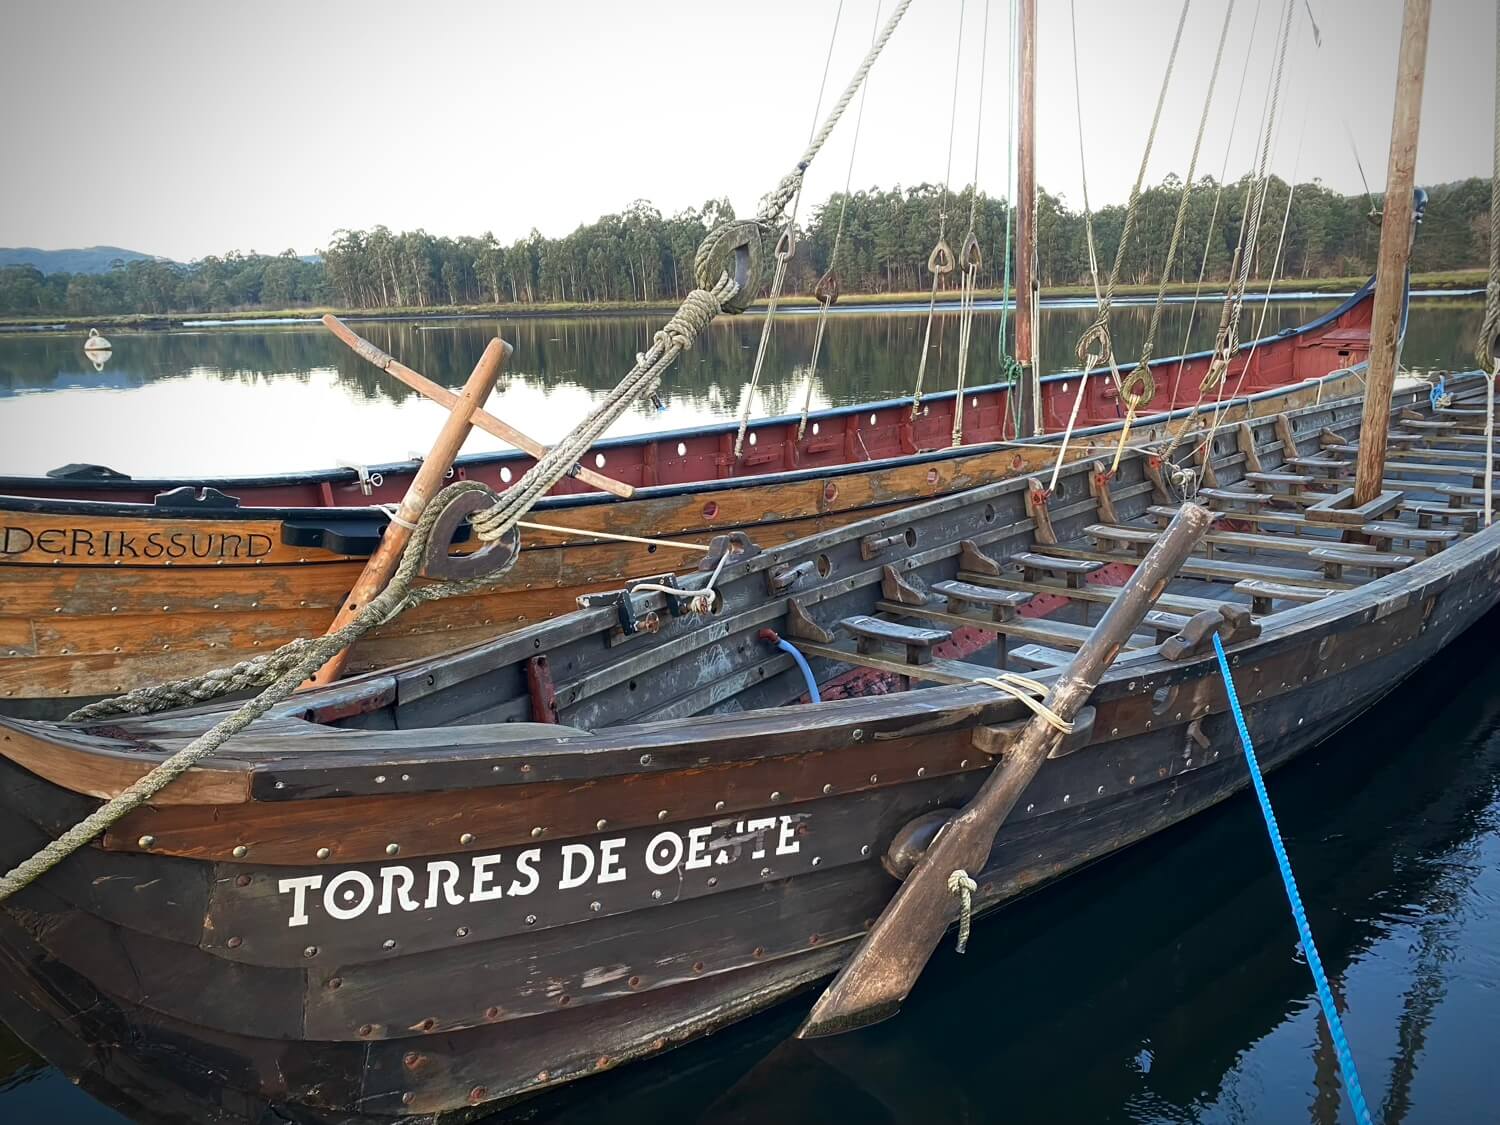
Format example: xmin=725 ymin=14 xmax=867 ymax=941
xmin=0 ymin=294 xmax=1482 ymax=478
xmin=0 ymin=295 xmax=1495 ymax=1123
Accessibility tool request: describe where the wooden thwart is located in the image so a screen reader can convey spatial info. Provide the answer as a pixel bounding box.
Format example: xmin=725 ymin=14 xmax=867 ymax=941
xmin=797 ymin=503 xmax=1214 ymax=1038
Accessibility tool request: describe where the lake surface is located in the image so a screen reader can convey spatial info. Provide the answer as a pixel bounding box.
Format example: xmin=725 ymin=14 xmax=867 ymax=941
xmin=0 ymin=293 xmax=1496 ymax=1123
xmin=0 ymin=293 xmax=1483 ymax=479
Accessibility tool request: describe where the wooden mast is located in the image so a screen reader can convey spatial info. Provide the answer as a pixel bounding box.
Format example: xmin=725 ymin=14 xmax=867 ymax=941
xmin=1353 ymin=0 xmax=1432 ymax=506
xmin=1014 ymin=0 xmax=1040 ymax=436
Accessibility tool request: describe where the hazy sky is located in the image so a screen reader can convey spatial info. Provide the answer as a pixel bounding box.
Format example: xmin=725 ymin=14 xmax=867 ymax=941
xmin=1 ymin=0 xmax=1492 ymax=261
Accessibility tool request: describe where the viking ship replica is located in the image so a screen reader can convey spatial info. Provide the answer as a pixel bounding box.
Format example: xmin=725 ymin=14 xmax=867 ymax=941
xmin=1 ymin=0 xmax=1490 ymax=1121
xmin=0 ymin=0 xmax=1403 ymax=717
xmin=0 ymin=364 xmax=1493 ymax=1123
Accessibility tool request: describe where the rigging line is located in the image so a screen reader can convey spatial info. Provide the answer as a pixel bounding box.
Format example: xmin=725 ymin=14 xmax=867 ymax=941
xmin=953 ymin=0 xmax=993 ymax=447
xmin=1071 ymin=0 xmax=1237 ymax=488
xmin=799 ymin=0 xmax=882 ymax=441
xmin=1169 ymin=0 xmax=1265 ymax=404
xmin=1068 ymin=0 xmax=1193 ymax=476
xmin=736 ymin=1 xmax=846 ymax=458
xmin=998 ymin=0 xmax=1020 ymax=439
xmin=1478 ymin=0 xmax=1500 ymax=527
xmin=911 ymin=0 xmax=970 ymax=419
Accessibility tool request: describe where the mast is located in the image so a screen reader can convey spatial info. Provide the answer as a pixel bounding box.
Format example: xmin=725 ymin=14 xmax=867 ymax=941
xmin=1353 ymin=0 xmax=1431 ymax=506
xmin=1014 ymin=0 xmax=1040 ymax=436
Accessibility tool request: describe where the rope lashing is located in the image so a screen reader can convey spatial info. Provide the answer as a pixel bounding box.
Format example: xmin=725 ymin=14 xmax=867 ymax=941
xmin=1211 ymin=633 xmax=1373 ymax=1125
xmin=972 ymin=673 xmax=1073 ymax=733
xmin=627 ymin=543 xmax=733 ymax=615
xmin=947 ymin=869 xmax=979 ymax=953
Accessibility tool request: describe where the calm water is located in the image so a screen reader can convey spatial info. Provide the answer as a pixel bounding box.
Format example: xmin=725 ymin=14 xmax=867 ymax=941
xmin=0 ymin=294 xmax=1482 ymax=478
xmin=0 ymin=294 xmax=1496 ymax=1123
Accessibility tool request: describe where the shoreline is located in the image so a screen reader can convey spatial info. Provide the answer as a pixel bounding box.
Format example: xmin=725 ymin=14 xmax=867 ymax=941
xmin=0 ymin=269 xmax=1485 ymax=333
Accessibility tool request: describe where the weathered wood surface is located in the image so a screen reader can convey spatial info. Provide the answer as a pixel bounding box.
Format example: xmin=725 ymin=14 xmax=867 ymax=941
xmin=0 ymin=357 xmax=1373 ymax=711
xmin=0 ymin=372 xmax=1495 ymax=1121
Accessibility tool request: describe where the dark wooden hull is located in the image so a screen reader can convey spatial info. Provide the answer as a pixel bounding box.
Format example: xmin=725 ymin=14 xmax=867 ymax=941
xmin=0 ymin=372 xmax=1492 ymax=1124
xmin=0 ymin=280 xmax=1382 ymax=715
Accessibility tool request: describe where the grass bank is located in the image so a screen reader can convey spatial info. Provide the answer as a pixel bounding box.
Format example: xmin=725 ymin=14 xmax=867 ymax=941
xmin=0 ymin=269 xmax=1484 ymax=332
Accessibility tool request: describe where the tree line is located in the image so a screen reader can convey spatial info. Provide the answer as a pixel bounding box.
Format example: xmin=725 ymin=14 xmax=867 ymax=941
xmin=0 ymin=176 xmax=1487 ymax=319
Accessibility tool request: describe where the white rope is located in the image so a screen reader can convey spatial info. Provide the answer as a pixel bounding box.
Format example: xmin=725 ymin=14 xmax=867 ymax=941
xmin=517 ymin=520 xmax=706 ymax=553
xmin=628 ymin=545 xmax=732 ymax=615
xmin=951 ymin=0 xmax=993 ymax=449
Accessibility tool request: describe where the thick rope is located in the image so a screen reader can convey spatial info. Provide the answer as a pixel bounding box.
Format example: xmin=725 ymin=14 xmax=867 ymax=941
xmin=800 ymin=1 xmax=883 ymax=441
xmin=948 ymin=869 xmax=979 ymax=952
xmin=1 ymin=11 xmax=923 ymax=903
xmin=759 ymin=0 xmax=916 ymax=227
xmin=1212 ymin=633 xmax=1373 ymax=1125
xmin=972 ymin=672 xmax=1073 ymax=733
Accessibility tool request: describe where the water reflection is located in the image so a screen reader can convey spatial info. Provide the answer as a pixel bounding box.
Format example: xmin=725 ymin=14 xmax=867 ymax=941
xmin=480 ymin=614 xmax=1500 ymax=1125
xmin=0 ymin=297 xmax=1482 ymax=478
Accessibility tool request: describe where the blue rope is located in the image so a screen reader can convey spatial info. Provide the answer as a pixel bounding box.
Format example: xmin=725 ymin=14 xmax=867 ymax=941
xmin=774 ymin=638 xmax=822 ymax=704
xmin=1211 ymin=633 xmax=1373 ymax=1125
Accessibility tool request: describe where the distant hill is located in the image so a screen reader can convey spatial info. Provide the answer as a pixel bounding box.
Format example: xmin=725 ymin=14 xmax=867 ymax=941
xmin=0 ymin=246 xmax=163 ymax=275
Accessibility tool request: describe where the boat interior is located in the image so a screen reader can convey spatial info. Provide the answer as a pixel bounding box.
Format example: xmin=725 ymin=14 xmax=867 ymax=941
xmin=95 ymin=370 xmax=1486 ymax=765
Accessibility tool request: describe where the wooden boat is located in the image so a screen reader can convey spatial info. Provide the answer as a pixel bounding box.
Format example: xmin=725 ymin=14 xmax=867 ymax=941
xmin=0 ymin=278 xmax=1389 ymax=715
xmin=0 ymin=367 xmax=1493 ymax=1123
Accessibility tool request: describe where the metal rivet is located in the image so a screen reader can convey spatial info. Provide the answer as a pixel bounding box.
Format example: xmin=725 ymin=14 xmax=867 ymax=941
xmin=590 ymin=901 xmax=602 ymax=912
xmin=596 ymin=818 xmax=608 ymax=830
xmin=869 ymin=774 xmax=878 ymax=783
xmin=761 ymin=867 xmax=771 ymax=878
xmin=639 ymin=753 xmax=653 ymax=766
xmin=811 ymin=856 xmax=821 ymax=866
xmin=303 ymin=946 xmax=318 ymax=958
xmin=232 ymin=845 xmax=248 ymax=859
xmin=852 ymin=729 xmax=865 ymax=742
xmin=374 ymin=775 xmax=387 ymax=784
xmin=455 ymin=926 xmax=470 ymax=938
xmin=860 ymin=845 xmax=870 ymax=856
xmin=386 ymin=843 xmax=400 ymax=856
xmin=382 ymin=938 xmax=396 ymax=950
xmin=316 ymin=847 xmax=331 ymax=860
xmin=651 ymin=889 xmax=662 ymax=900
xmin=960 ymin=759 xmax=969 ymax=768
xmin=226 ymin=936 xmax=242 ymax=949
xmin=916 ymin=767 xmax=926 ymax=777
xmin=525 ymin=914 xmax=538 ymax=925
xmin=706 ymin=877 xmax=718 ymax=887
xmin=822 ymin=783 xmax=834 ymax=795
xmin=531 ymin=826 xmax=545 ymax=838
xmin=770 ymin=791 xmax=781 ymax=802
xmin=657 ymin=810 xmax=668 ymax=821
xmin=137 ymin=835 xmax=155 ymax=849
xmin=714 ymin=800 xmax=726 ymax=811
xmin=460 ymin=832 xmax=475 ymax=845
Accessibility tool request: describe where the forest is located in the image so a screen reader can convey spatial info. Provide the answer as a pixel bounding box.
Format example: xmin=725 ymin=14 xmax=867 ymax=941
xmin=0 ymin=175 xmax=1487 ymax=319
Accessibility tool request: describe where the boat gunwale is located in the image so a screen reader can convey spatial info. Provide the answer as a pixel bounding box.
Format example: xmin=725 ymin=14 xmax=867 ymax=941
xmin=0 ymin=275 xmax=1381 ymax=509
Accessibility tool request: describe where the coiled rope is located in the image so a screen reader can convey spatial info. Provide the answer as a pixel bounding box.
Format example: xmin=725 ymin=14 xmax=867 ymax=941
xmin=947 ymin=869 xmax=979 ymax=952
xmin=1211 ymin=633 xmax=1372 ymax=1125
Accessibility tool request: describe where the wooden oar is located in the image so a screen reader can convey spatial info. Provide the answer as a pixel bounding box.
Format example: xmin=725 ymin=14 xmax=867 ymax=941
xmin=301 ymin=337 xmax=513 ymax=689
xmin=797 ymin=501 xmax=1214 ymax=1038
xmin=322 ymin=314 xmax=635 ymax=499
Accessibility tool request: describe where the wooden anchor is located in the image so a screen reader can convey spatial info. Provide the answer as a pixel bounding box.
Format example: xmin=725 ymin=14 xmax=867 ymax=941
xmin=322 ymin=314 xmax=635 ymax=499
xmin=796 ymin=501 xmax=1214 ymax=1038
xmin=302 ymin=336 xmax=513 ymax=689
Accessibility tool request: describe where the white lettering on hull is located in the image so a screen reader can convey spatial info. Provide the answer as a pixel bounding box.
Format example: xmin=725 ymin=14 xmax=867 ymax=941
xmin=276 ymin=814 xmax=805 ymax=927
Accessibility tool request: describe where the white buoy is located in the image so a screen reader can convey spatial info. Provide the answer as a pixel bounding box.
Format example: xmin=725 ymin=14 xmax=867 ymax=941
xmin=83 ymin=328 xmax=113 ymax=352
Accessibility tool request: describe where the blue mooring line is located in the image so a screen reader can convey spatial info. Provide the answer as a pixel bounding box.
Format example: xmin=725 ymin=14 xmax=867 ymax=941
xmin=1211 ymin=633 xmax=1373 ymax=1125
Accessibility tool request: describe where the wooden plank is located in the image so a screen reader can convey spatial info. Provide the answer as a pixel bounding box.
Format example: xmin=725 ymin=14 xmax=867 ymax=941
xmin=1036 ymin=544 xmax=1353 ymax=590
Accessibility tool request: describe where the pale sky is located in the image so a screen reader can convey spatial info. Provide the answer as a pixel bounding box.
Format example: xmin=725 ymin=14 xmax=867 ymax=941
xmin=0 ymin=0 xmax=1492 ymax=262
